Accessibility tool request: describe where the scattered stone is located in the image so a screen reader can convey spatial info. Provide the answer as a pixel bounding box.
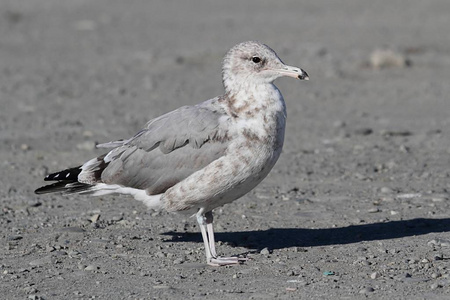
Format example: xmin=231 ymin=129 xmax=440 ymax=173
xmin=323 ymin=271 xmax=335 ymax=276
xmin=370 ymin=272 xmax=380 ymax=279
xmin=68 ymin=250 xmax=81 ymax=257
xmin=430 ymin=283 xmax=442 ymax=290
xmin=292 ymin=247 xmax=307 ymax=253
xmin=153 ymin=285 xmax=171 ymax=289
xmin=433 ymin=254 xmax=444 ymax=261
xmin=260 ymin=248 xmax=270 ymax=255
xmin=431 ymin=197 xmax=447 ymax=202
xmin=408 ymin=258 xmax=419 ymax=264
xmin=388 ymin=248 xmax=398 ymax=254
xmin=90 ymin=214 xmax=100 ymax=223
xmin=173 ymin=258 xmax=184 ymax=265
xmin=368 ymin=208 xmax=380 ymax=213
xmin=27 ymin=200 xmax=42 ymax=207
xmin=380 ymin=187 xmax=393 ymax=194
xmin=354 ymin=128 xmax=373 ymax=136
xmin=370 ymin=49 xmax=409 ymax=69
xmin=23 ymin=286 xmax=38 ymax=294
xmin=397 ymin=193 xmax=422 ymax=199
xmin=7 ymin=235 xmax=22 ymax=241
xmin=428 ymin=239 xmax=450 ymax=248
xmin=84 ymin=265 xmax=98 ymax=271
xmin=359 ymin=287 xmax=374 ymax=294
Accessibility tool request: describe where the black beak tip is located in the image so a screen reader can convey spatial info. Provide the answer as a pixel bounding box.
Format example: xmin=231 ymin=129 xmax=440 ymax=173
xmin=298 ymin=70 xmax=309 ymax=80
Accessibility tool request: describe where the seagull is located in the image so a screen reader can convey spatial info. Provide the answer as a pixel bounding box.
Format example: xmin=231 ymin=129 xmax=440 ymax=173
xmin=35 ymin=41 xmax=309 ymax=266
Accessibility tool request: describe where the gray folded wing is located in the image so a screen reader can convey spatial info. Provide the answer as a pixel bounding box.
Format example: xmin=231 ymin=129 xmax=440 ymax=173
xmin=92 ymin=98 xmax=231 ymax=194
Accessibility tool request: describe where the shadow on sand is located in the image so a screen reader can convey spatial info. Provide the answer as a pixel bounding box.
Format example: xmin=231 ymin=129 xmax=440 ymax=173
xmin=163 ymin=218 xmax=450 ymax=250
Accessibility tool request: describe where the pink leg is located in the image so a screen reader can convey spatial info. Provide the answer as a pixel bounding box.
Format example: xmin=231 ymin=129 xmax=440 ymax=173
xmin=196 ymin=210 xmax=246 ymax=266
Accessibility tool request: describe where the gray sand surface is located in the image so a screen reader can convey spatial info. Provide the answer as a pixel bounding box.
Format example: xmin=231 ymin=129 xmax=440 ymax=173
xmin=1 ymin=0 xmax=450 ymax=299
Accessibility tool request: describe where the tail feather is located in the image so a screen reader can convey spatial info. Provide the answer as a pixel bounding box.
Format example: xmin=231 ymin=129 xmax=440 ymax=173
xmin=34 ymin=181 xmax=93 ymax=194
xmin=35 ymin=156 xmax=109 ymax=195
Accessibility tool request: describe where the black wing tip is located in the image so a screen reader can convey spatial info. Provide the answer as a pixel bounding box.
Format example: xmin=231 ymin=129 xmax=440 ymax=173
xmin=35 ymin=182 xmax=93 ymax=195
xmin=35 ymin=182 xmax=67 ymax=194
xmin=44 ymin=166 xmax=82 ymax=182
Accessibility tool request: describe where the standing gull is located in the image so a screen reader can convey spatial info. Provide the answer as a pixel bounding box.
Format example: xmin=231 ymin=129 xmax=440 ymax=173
xmin=35 ymin=41 xmax=309 ymax=266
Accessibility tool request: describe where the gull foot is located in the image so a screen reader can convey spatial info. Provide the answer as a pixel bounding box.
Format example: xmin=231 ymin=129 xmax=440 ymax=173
xmin=207 ymin=256 xmax=248 ymax=267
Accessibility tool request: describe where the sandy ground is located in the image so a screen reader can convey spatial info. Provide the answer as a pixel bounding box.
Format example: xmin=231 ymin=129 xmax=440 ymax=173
xmin=1 ymin=0 xmax=450 ymax=299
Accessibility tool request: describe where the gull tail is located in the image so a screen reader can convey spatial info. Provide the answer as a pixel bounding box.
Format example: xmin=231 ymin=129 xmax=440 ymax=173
xmin=34 ymin=153 xmax=110 ymax=195
xmin=34 ymin=154 xmax=163 ymax=210
xmin=34 ymin=166 xmax=93 ymax=194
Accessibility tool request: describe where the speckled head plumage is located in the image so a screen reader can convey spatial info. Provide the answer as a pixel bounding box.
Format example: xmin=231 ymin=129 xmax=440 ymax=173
xmin=222 ymin=41 xmax=309 ymax=93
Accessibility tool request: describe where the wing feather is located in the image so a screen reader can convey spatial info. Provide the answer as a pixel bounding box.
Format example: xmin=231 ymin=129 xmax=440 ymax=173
xmin=83 ymin=98 xmax=231 ymax=194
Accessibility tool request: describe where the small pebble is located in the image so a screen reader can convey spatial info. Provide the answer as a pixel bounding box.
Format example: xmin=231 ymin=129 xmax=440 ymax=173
xmin=354 ymin=128 xmax=373 ymax=136
xmin=370 ymin=49 xmax=409 ymax=69
xmin=430 ymin=283 xmax=442 ymax=290
xmin=433 ymin=254 xmax=443 ymax=261
xmin=380 ymin=187 xmax=393 ymax=194
xmin=90 ymin=214 xmax=100 ymax=223
xmin=428 ymin=239 xmax=450 ymax=248
xmin=23 ymin=286 xmax=38 ymax=294
xmin=260 ymin=248 xmax=270 ymax=255
xmin=359 ymin=287 xmax=374 ymax=294
xmin=7 ymin=235 xmax=23 ymax=241
xmin=84 ymin=265 xmax=98 ymax=271
xmin=370 ymin=272 xmax=380 ymax=279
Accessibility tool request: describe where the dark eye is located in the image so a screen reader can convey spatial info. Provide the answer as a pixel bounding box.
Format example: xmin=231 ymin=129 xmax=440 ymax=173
xmin=252 ymin=56 xmax=261 ymax=63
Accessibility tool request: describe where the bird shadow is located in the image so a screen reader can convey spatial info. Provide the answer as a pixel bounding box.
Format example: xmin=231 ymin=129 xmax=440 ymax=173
xmin=162 ymin=218 xmax=450 ymax=251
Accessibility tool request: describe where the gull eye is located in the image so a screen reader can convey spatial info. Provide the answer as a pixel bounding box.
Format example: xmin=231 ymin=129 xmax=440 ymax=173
xmin=252 ymin=56 xmax=261 ymax=63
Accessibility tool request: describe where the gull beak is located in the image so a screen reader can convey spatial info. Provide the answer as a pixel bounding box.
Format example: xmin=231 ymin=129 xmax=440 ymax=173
xmin=276 ymin=65 xmax=310 ymax=80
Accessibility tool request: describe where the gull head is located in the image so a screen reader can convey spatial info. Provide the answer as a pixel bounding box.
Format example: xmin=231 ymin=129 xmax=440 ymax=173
xmin=222 ymin=41 xmax=308 ymax=92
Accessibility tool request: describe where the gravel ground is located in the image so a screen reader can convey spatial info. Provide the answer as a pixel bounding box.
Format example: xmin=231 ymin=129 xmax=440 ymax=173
xmin=1 ymin=0 xmax=450 ymax=299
